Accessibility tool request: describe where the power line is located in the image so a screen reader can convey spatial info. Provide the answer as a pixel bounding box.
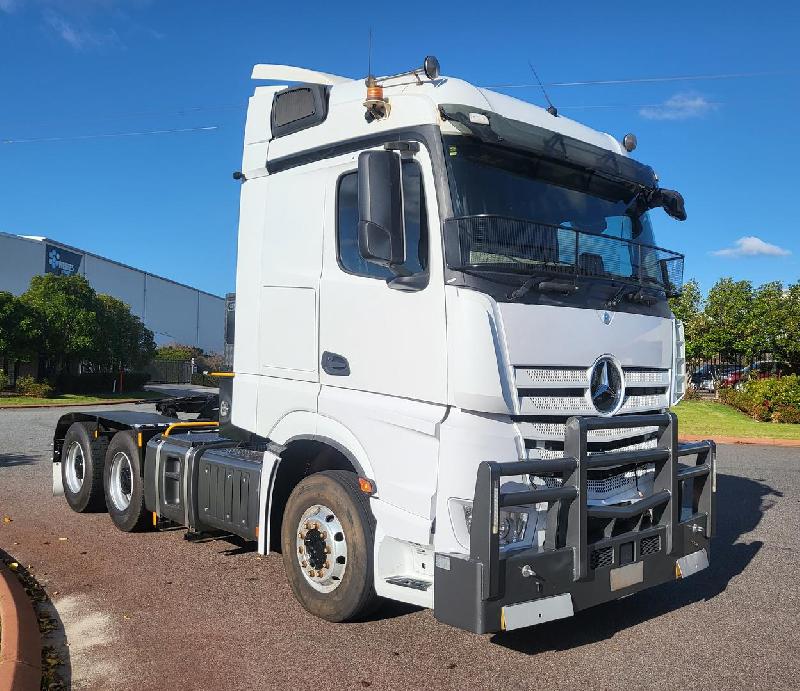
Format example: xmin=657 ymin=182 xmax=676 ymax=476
xmin=0 ymin=103 xmax=244 ymax=129
xmin=559 ymin=101 xmax=725 ymax=110
xmin=484 ymin=69 xmax=796 ymax=89
xmin=1 ymin=124 xmax=220 ymax=145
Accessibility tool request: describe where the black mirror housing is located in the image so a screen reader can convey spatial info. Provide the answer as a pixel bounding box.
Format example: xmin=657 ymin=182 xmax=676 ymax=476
xmin=357 ymin=150 xmax=405 ymax=267
xmin=652 ymin=188 xmax=687 ymax=221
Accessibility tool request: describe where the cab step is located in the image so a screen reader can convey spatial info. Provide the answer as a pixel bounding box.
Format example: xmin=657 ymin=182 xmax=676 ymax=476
xmin=384 ymin=576 xmax=432 ymax=591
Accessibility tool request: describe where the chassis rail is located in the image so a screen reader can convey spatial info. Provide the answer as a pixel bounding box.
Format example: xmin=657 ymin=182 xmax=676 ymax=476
xmin=434 ymin=412 xmax=716 ymax=633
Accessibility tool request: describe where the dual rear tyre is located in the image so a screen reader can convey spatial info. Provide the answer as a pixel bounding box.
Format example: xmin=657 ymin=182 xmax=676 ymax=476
xmin=61 ymin=423 xmax=149 ymax=532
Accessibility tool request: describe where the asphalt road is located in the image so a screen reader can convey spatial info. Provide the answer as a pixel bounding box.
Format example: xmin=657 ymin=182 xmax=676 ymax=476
xmin=1 ymin=404 xmax=798 ymax=690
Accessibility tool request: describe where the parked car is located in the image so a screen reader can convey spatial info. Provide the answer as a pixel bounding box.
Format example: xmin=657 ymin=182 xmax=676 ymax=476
xmin=690 ymin=364 xmax=741 ymax=390
xmin=720 ymin=361 xmax=798 ymax=389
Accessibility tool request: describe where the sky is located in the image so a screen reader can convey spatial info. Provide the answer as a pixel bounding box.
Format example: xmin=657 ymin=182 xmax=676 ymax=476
xmin=1 ymin=0 xmax=798 ymax=298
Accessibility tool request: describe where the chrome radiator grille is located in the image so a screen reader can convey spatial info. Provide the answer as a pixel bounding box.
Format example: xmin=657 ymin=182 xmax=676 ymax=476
xmin=514 ymin=364 xmax=668 ymax=501
xmin=515 ymin=365 xmax=670 ymax=416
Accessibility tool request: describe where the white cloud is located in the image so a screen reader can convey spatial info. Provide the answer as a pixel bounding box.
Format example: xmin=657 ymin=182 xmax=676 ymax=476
xmin=1 ymin=1 xmax=157 ymax=48
xmin=43 ymin=9 xmax=120 ymax=49
xmin=639 ymin=92 xmax=718 ymax=121
xmin=712 ymin=236 xmax=791 ymax=258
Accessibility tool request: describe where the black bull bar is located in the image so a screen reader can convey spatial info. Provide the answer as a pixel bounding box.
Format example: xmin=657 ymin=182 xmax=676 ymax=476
xmin=433 ymin=412 xmax=716 ymax=633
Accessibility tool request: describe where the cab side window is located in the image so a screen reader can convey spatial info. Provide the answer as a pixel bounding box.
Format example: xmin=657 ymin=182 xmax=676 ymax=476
xmin=337 ymin=159 xmax=428 ymax=279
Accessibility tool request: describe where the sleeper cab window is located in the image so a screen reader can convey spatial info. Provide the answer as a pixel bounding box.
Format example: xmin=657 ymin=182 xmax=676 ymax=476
xmin=336 ymin=159 xmax=428 ymax=279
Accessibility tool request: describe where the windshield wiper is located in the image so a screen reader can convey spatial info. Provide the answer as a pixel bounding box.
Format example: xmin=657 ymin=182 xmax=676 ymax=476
xmin=606 ymin=284 xmax=658 ymax=307
xmin=508 ymin=276 xmax=579 ymax=301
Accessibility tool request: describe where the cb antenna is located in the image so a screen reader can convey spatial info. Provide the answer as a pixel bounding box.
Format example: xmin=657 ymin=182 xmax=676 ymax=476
xmin=528 ymin=60 xmax=558 ymax=117
xmin=367 ymin=26 xmax=373 ymax=80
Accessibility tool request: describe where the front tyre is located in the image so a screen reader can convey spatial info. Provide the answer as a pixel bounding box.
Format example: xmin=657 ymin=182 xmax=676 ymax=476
xmin=281 ymin=471 xmax=378 ymax=622
xmin=62 ymin=422 xmax=109 ymax=513
xmin=103 ymin=431 xmax=150 ymax=532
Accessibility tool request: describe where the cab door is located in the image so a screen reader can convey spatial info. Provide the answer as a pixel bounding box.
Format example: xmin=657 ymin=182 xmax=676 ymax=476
xmin=318 ymin=145 xmax=447 ymax=405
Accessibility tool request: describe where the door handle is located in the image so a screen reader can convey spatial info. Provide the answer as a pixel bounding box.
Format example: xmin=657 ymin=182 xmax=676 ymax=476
xmin=321 ymin=351 xmax=350 ymax=376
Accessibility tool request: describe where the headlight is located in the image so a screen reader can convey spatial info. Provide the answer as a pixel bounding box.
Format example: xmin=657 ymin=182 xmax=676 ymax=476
xmin=463 ymin=503 xmax=530 ymax=547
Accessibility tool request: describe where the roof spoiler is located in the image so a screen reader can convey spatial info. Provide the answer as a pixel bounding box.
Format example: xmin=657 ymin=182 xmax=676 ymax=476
xmin=251 ymin=64 xmax=349 ymax=86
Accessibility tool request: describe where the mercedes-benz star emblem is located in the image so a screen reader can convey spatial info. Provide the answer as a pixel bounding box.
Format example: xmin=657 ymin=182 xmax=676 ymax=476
xmin=589 ymin=356 xmax=625 ymax=415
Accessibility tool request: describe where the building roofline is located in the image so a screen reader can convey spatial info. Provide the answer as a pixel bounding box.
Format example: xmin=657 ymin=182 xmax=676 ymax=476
xmin=0 ymin=231 xmax=224 ymax=301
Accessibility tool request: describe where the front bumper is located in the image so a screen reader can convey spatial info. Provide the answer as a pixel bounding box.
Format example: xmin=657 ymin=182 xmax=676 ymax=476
xmin=433 ymin=412 xmax=715 ymax=633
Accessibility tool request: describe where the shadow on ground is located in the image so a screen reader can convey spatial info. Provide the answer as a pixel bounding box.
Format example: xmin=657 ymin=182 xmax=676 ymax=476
xmin=491 ymin=472 xmax=775 ymax=653
xmin=0 ymin=453 xmax=37 ymax=468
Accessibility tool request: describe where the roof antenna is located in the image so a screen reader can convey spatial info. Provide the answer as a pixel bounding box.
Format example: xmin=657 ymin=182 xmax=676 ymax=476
xmin=367 ymin=26 xmax=373 ymax=81
xmin=528 ymin=60 xmax=558 ymax=117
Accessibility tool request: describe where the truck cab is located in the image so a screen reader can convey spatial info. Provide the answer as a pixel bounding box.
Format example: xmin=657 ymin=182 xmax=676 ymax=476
xmin=53 ymin=58 xmax=715 ymax=634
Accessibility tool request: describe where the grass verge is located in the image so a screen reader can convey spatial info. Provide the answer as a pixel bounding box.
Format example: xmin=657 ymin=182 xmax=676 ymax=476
xmin=673 ymin=399 xmax=800 ymax=440
xmin=0 ymin=391 xmax=162 ymax=407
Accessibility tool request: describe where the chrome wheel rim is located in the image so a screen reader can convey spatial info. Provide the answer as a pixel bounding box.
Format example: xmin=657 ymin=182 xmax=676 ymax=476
xmin=65 ymin=441 xmax=85 ymax=494
xmin=295 ymin=504 xmax=347 ymax=593
xmin=109 ymin=451 xmax=133 ymax=511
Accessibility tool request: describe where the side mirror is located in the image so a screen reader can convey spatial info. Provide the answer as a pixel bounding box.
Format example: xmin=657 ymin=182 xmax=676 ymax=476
xmin=652 ymin=188 xmax=687 ymax=221
xmin=358 ymin=150 xmax=405 ymax=268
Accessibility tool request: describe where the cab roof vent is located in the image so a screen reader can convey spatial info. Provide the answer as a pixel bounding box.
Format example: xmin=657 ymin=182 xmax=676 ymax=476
xmin=271 ymin=84 xmax=329 ymax=139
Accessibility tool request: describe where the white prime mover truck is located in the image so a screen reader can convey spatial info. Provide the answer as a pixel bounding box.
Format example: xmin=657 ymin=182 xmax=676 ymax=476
xmin=51 ymin=57 xmax=715 ymax=634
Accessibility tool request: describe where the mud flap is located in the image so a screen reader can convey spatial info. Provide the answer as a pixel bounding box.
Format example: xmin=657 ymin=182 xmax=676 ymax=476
xmin=53 ymin=462 xmax=64 ymax=497
xmin=257 ymin=446 xmax=282 ymax=555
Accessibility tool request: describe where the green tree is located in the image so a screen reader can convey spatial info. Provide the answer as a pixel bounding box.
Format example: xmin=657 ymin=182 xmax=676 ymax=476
xmin=703 ymin=278 xmax=755 ymax=359
xmin=94 ymin=295 xmax=156 ymax=370
xmin=19 ymin=274 xmax=102 ymax=377
xmin=781 ymin=281 xmax=800 ymax=364
xmin=0 ymin=291 xmax=37 ymax=362
xmin=669 ymin=279 xmax=709 ymax=358
xmin=747 ymin=281 xmax=786 ymax=357
xmin=155 ymin=343 xmax=202 ymax=361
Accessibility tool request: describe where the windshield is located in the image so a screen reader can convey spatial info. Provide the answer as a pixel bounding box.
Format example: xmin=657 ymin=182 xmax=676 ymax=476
xmin=443 ymin=136 xmax=683 ymax=292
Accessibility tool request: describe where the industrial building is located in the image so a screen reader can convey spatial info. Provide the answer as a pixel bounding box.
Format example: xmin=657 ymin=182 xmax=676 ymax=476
xmin=0 ymin=232 xmax=224 ymax=353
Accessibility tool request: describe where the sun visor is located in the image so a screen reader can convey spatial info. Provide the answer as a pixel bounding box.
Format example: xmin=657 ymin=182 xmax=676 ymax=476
xmin=439 ymin=104 xmax=657 ymax=188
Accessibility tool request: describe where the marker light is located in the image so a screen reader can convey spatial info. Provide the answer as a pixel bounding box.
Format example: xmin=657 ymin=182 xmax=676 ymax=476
xmin=622 ymin=133 xmax=637 ymax=152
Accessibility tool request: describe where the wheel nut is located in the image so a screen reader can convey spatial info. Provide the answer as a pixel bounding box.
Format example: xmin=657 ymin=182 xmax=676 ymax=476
xmin=301 ymin=560 xmax=307 ymax=568
xmin=308 ymin=570 xmax=315 ymax=577
xmin=324 ymin=546 xmax=330 ymax=554
xmin=305 ymin=522 xmax=312 ymax=530
xmin=324 ymin=561 xmax=330 ymax=569
xmin=298 ymin=546 xmax=304 ymax=554
xmin=318 ymin=531 xmax=327 ymax=540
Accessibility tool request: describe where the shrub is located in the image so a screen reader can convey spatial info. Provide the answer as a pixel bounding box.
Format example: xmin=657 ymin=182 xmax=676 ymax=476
xmin=191 ymin=372 xmax=222 ymax=388
xmin=15 ymin=375 xmax=54 ymax=398
xmin=719 ymin=375 xmax=800 ymax=423
xmin=0 ymin=369 xmax=8 ymax=390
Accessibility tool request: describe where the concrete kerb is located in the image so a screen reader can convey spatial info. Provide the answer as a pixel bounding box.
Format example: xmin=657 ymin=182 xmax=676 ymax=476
xmin=0 ymin=562 xmax=41 ymax=691
xmin=680 ymin=434 xmax=800 ymax=448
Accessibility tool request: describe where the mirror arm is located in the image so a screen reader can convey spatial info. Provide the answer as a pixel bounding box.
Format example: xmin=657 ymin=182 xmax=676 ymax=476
xmin=387 ymin=272 xmax=427 ymax=292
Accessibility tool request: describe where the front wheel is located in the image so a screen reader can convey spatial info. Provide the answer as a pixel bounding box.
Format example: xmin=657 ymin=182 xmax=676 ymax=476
xmin=281 ymin=471 xmax=378 ymax=622
xmin=103 ymin=432 xmax=150 ymax=532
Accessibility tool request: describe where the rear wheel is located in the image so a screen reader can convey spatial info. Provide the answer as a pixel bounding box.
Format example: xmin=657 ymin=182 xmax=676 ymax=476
xmin=103 ymin=431 xmax=150 ymax=532
xmin=281 ymin=471 xmax=378 ymax=622
xmin=62 ymin=422 xmax=108 ymax=513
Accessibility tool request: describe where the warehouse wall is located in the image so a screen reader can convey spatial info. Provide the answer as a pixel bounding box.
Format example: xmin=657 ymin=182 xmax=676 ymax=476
xmin=0 ymin=233 xmax=43 ymax=295
xmin=0 ymin=233 xmax=224 ymax=352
